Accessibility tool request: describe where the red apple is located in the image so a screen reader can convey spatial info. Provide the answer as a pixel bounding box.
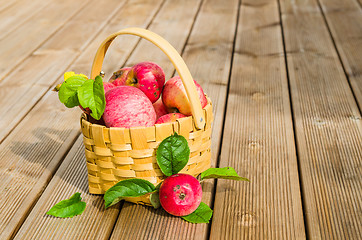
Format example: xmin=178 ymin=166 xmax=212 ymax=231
xmin=159 ymin=173 xmax=202 ymax=216
xmin=103 ymin=81 xmax=116 ymax=93
xmin=155 ymin=113 xmax=186 ymax=124
xmin=109 ymin=67 xmax=131 ymax=86
xmin=125 ymin=62 xmax=165 ymax=103
xmin=162 ymin=76 xmax=207 ymax=116
xmin=103 ymin=86 xmax=156 ymax=128
xmin=153 ymin=98 xmax=169 ymax=120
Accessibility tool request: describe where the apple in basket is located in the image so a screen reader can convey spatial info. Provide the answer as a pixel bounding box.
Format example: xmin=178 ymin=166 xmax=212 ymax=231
xmin=108 ymin=67 xmax=131 ymax=86
xmin=162 ymin=76 xmax=207 ymax=116
xmin=103 ymin=85 xmax=156 ymax=128
xmin=121 ymin=62 xmax=165 ymax=103
xmin=153 ymin=98 xmax=169 ymax=120
xmin=155 ymin=113 xmax=186 ymax=124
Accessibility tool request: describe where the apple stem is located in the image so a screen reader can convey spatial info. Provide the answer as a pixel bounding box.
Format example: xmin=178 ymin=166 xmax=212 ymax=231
xmin=53 ymin=83 xmax=62 ymax=92
xmin=179 ymin=192 xmax=186 ymax=200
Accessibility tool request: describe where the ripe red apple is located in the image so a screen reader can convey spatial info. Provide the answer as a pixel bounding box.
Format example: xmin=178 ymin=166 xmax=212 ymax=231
xmin=103 ymin=86 xmax=156 ymax=128
xmin=162 ymin=76 xmax=207 ymax=116
xmin=103 ymin=81 xmax=116 ymax=93
xmin=125 ymin=62 xmax=165 ymax=103
xmin=153 ymin=98 xmax=169 ymax=120
xmin=108 ymin=67 xmax=131 ymax=86
xmin=159 ymin=173 xmax=202 ymax=216
xmin=155 ymin=113 xmax=186 ymax=124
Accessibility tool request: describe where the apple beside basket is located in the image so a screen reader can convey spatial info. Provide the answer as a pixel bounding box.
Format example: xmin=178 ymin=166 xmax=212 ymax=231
xmin=80 ymin=28 xmax=213 ymax=206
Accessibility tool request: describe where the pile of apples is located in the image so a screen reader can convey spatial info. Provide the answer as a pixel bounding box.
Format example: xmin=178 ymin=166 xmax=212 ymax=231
xmin=99 ymin=62 xmax=207 ymax=128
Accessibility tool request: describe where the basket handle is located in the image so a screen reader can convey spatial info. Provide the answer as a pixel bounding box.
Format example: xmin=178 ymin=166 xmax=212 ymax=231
xmin=90 ymin=28 xmax=205 ymax=130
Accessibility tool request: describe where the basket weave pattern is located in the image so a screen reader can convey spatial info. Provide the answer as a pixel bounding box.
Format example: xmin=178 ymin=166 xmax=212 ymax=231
xmin=81 ymin=99 xmax=213 ymax=203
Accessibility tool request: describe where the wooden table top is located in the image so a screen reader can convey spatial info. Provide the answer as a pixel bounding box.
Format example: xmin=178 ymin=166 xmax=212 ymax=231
xmin=0 ymin=0 xmax=361 ymax=239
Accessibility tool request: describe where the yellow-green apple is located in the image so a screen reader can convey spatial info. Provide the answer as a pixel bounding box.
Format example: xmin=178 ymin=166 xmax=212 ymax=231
xmin=155 ymin=113 xmax=186 ymax=124
xmin=108 ymin=67 xmax=131 ymax=86
xmin=153 ymin=98 xmax=169 ymax=120
xmin=162 ymin=76 xmax=207 ymax=116
xmin=125 ymin=62 xmax=165 ymax=103
xmin=103 ymin=86 xmax=156 ymax=128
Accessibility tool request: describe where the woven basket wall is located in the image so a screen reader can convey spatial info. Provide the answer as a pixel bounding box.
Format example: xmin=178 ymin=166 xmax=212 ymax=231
xmin=80 ymin=28 xmax=213 ymax=205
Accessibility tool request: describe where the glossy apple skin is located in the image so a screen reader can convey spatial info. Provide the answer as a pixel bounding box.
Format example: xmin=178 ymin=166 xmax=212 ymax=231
xmin=159 ymin=173 xmax=202 ymax=216
xmin=103 ymin=86 xmax=156 ymax=128
xmin=155 ymin=113 xmax=186 ymax=124
xmin=162 ymin=76 xmax=207 ymax=116
xmin=109 ymin=67 xmax=131 ymax=86
xmin=153 ymin=98 xmax=169 ymax=120
xmin=126 ymin=62 xmax=165 ymax=103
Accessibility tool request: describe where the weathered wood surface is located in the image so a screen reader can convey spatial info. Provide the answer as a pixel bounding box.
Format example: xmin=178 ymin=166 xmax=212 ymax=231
xmin=0 ymin=0 xmax=361 ymax=239
xmin=317 ymin=0 xmax=362 ymax=109
xmin=280 ymin=0 xmax=362 ymax=238
xmin=210 ymin=0 xmax=305 ymax=239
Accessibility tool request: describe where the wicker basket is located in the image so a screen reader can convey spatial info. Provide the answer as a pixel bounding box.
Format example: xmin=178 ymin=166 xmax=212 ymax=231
xmin=80 ymin=28 xmax=213 ymax=205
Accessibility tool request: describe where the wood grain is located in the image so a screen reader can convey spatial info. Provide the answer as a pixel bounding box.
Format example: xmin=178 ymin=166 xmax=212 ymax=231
xmin=14 ymin=136 xmax=120 ymax=240
xmin=317 ymin=0 xmax=362 ymax=109
xmin=0 ymin=0 xmax=129 ymax=142
xmin=0 ymin=0 xmax=49 ymax=40
xmin=0 ymin=92 xmax=81 ymax=239
xmin=0 ymin=0 xmax=90 ymax=81
xmin=0 ymin=0 xmax=163 ymax=238
xmin=210 ymin=0 xmax=306 ymax=239
xmin=110 ymin=0 xmax=240 ymax=239
xmin=280 ymin=0 xmax=362 ymax=238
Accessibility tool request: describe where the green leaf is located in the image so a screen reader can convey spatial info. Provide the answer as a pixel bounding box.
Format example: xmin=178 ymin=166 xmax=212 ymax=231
xmin=46 ymin=192 xmax=86 ymax=218
xmin=58 ymin=76 xmax=87 ymax=108
xmin=77 ymin=76 xmax=106 ymax=120
xmin=200 ymin=167 xmax=249 ymax=181
xmin=181 ymin=202 xmax=213 ymax=223
xmin=150 ymin=191 xmax=161 ymax=209
xmin=104 ymin=178 xmax=156 ymax=208
xmin=156 ymin=133 xmax=190 ymax=176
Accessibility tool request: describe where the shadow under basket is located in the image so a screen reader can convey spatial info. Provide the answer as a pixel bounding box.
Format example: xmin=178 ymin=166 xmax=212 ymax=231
xmin=80 ymin=98 xmax=213 ymax=205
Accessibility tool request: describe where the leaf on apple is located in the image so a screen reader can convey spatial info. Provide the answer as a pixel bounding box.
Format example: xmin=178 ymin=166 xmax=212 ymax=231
xmin=58 ymin=75 xmax=87 ymax=108
xmin=156 ymin=133 xmax=190 ymax=176
xmin=181 ymin=202 xmax=213 ymax=223
xmin=104 ymin=178 xmax=156 ymax=208
xmin=77 ymin=76 xmax=106 ymax=120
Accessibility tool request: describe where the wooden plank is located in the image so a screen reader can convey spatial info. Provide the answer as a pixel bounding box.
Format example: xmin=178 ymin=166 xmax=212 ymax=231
xmin=14 ymin=136 xmax=120 ymax=240
xmin=0 ymin=92 xmax=81 ymax=239
xmin=0 ymin=0 xmax=130 ymax=142
xmin=0 ymin=0 xmax=164 ymax=238
xmin=210 ymin=0 xmax=306 ymax=239
xmin=0 ymin=0 xmax=18 ymax=12
xmin=0 ymin=0 xmax=49 ymax=40
xmin=0 ymin=0 xmax=90 ymax=81
xmin=110 ymin=0 xmax=240 ymax=239
xmin=317 ymin=0 xmax=362 ymax=108
xmin=280 ymin=0 xmax=362 ymax=239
